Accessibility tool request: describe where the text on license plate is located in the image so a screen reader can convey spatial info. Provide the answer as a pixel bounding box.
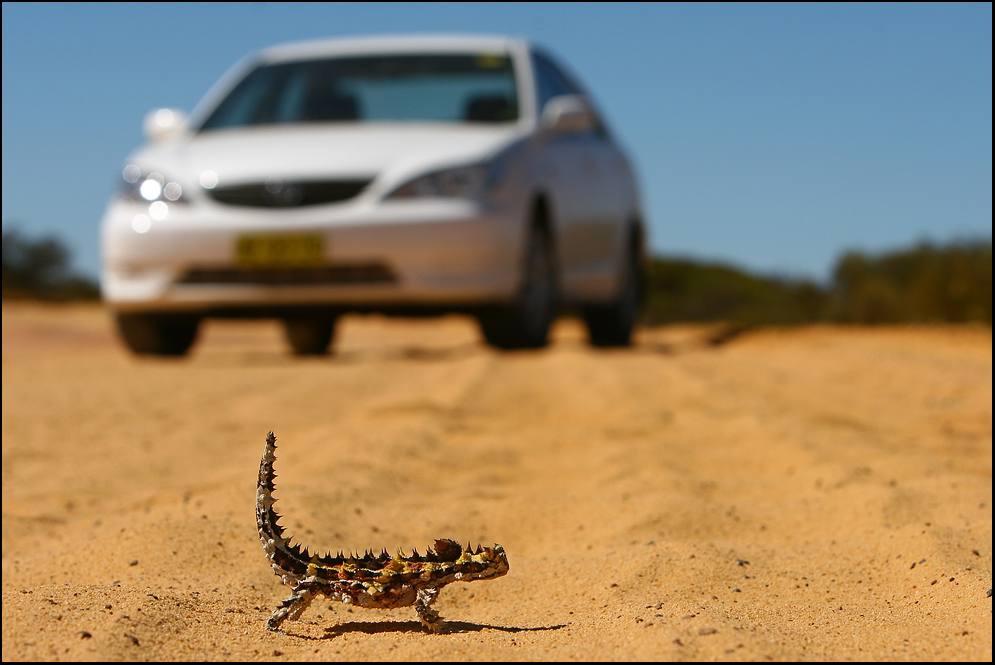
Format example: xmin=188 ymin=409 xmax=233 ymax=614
xmin=235 ymin=234 xmax=325 ymax=269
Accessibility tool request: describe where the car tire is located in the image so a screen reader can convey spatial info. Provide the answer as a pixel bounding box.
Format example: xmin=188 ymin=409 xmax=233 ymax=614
xmin=583 ymin=248 xmax=641 ymax=348
xmin=283 ymin=316 xmax=336 ymax=355
xmin=115 ymin=313 xmax=200 ymax=356
xmin=478 ymin=225 xmax=556 ymax=350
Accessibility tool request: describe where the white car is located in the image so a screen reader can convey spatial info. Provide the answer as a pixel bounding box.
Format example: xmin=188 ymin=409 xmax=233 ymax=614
xmin=101 ymin=34 xmax=646 ymax=355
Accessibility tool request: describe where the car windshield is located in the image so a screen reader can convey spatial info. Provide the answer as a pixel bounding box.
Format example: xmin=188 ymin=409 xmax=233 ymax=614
xmin=199 ymin=53 xmax=519 ymax=130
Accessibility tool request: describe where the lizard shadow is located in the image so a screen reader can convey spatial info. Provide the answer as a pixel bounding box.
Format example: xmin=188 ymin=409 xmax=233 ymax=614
xmin=311 ymin=619 xmax=566 ymax=639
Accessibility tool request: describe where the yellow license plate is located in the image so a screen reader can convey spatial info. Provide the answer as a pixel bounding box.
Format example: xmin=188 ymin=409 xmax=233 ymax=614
xmin=235 ymin=234 xmax=325 ymax=269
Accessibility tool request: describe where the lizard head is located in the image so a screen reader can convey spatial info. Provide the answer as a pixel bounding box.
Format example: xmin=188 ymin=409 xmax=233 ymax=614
xmin=426 ymin=538 xmax=509 ymax=581
xmin=462 ymin=543 xmax=510 ymax=581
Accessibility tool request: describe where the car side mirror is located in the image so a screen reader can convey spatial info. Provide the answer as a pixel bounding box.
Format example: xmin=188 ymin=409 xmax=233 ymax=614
xmin=143 ymin=108 xmax=188 ymax=143
xmin=541 ymin=95 xmax=596 ymax=135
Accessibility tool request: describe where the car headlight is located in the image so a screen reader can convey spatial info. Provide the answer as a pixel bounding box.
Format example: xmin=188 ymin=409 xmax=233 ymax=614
xmin=387 ymin=161 xmax=503 ymax=200
xmin=119 ymin=164 xmax=187 ymax=204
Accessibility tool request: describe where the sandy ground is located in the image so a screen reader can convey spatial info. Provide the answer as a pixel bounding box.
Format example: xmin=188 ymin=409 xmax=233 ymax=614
xmin=1 ymin=302 xmax=991 ymax=661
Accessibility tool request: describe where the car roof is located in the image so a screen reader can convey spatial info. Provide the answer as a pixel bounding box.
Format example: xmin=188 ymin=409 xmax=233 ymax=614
xmin=258 ymin=34 xmax=529 ymax=63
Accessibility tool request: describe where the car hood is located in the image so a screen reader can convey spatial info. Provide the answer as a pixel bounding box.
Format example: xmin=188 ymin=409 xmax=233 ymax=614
xmin=128 ymin=123 xmax=527 ymax=192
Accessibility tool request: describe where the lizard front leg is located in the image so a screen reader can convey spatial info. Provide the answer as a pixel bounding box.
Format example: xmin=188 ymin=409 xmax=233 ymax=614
xmin=266 ymin=583 xmax=317 ymax=632
xmin=414 ymin=586 xmax=444 ymax=633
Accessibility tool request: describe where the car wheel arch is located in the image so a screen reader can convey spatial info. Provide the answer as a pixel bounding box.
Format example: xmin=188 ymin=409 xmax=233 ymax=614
xmin=524 ymin=192 xmax=559 ymax=280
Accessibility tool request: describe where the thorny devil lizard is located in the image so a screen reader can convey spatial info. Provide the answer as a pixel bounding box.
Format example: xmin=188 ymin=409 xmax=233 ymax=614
xmin=256 ymin=432 xmax=510 ymax=633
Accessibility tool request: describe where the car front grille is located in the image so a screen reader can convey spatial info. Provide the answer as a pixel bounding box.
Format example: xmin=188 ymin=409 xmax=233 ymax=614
xmin=208 ymin=179 xmax=372 ymax=207
xmin=179 ymin=264 xmax=397 ymax=286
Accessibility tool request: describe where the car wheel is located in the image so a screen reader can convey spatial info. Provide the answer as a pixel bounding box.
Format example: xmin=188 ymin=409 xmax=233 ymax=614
xmin=283 ymin=316 xmax=336 ymax=355
xmin=115 ymin=313 xmax=200 ymax=356
xmin=584 ymin=249 xmax=641 ymax=347
xmin=478 ymin=225 xmax=556 ymax=350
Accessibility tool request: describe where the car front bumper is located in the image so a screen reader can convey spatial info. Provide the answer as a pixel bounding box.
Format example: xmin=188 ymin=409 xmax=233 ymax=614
xmin=101 ymin=197 xmax=523 ymax=314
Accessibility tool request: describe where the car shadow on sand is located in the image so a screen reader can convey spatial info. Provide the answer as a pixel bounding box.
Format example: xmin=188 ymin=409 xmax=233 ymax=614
xmin=334 ymin=341 xmax=484 ymax=363
xmin=191 ymin=340 xmax=485 ymax=367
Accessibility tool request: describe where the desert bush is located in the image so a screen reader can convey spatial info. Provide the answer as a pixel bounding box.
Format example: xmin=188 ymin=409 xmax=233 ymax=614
xmin=642 ymin=238 xmax=991 ymax=325
xmin=641 ymin=257 xmax=827 ymax=325
xmin=2 ymin=228 xmax=98 ymax=300
xmin=829 ymin=240 xmax=991 ymax=323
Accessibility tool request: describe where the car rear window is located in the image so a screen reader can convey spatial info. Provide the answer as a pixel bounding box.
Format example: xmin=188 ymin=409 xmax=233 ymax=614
xmin=200 ymin=54 xmax=519 ymax=130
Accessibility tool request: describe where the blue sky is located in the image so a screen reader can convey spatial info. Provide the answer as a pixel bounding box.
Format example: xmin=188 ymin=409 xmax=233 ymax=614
xmin=2 ymin=2 xmax=991 ymax=282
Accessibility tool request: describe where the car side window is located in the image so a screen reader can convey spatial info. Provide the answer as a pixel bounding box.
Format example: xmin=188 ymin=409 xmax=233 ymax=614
xmin=531 ymin=50 xmax=608 ymax=139
xmin=532 ymin=53 xmax=584 ymax=102
xmin=532 ymin=51 xmax=581 ymax=113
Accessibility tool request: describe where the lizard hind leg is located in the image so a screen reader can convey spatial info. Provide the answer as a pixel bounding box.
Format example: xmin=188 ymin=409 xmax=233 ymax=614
xmin=414 ymin=587 xmax=444 ymax=633
xmin=266 ymin=584 xmax=317 ymax=632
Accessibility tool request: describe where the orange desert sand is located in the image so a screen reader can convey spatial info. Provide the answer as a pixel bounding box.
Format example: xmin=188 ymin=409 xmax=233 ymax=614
xmin=2 ymin=303 xmax=991 ymax=661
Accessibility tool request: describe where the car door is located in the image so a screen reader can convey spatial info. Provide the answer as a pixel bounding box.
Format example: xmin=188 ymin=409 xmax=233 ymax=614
xmin=531 ymin=52 xmax=624 ymax=300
